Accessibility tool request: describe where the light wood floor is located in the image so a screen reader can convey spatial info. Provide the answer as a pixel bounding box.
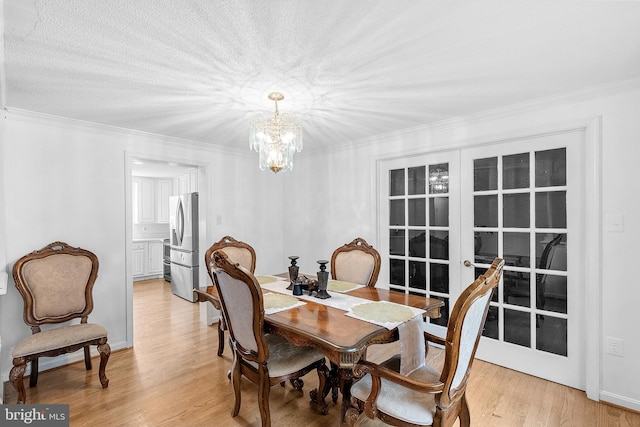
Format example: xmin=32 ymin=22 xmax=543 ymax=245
xmin=4 ymin=278 xmax=640 ymax=426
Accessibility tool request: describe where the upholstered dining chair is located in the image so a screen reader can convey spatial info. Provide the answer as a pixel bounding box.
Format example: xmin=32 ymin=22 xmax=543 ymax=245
xmin=207 ymin=250 xmax=328 ymax=427
xmin=204 ymin=235 xmax=257 ymax=357
xmin=346 ymin=257 xmax=504 ymax=427
xmin=330 ymin=237 xmax=381 ymax=287
xmin=10 ymin=241 xmax=110 ymax=404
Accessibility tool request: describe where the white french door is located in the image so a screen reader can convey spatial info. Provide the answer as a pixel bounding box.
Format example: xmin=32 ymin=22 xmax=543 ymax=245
xmin=378 ymin=129 xmax=586 ymax=389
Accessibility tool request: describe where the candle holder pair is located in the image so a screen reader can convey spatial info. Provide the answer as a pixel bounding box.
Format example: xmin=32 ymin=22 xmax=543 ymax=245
xmin=287 ymin=256 xmax=331 ymax=299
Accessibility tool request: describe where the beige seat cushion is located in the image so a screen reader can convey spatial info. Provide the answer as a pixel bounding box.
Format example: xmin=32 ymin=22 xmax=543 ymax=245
xmin=12 ymin=323 xmax=107 ymax=358
xmin=245 ymin=334 xmax=325 ymax=378
xmin=350 ymin=362 xmax=441 ymax=425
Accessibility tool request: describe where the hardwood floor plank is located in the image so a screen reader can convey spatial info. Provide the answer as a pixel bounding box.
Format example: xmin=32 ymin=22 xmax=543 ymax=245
xmin=4 ymin=278 xmax=640 ymax=426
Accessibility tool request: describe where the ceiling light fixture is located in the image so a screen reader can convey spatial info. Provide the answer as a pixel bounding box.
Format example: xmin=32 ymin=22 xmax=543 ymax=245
xmin=249 ymin=92 xmax=303 ymax=174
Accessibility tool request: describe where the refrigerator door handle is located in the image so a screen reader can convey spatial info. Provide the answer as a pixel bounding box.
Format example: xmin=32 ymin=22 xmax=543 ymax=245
xmin=176 ymin=198 xmax=184 ymax=247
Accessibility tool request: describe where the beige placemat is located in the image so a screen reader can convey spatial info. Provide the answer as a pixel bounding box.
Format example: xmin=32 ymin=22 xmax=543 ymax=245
xmin=256 ymin=275 xmax=278 ymax=285
xmin=327 ymin=280 xmax=363 ymax=293
xmin=263 ymin=293 xmax=306 ymax=315
xmin=346 ymin=301 xmax=425 ymax=329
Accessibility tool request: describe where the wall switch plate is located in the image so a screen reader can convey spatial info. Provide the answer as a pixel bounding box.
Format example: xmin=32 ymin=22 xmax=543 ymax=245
xmin=606 ymin=336 xmax=624 ymax=357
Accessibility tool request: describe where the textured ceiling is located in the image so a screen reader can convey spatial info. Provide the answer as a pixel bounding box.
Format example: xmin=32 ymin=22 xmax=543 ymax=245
xmin=3 ymin=0 xmax=640 ymax=154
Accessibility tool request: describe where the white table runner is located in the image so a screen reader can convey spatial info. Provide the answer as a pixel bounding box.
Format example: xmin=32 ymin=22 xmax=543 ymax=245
xmin=260 ymin=277 xmax=426 ymax=330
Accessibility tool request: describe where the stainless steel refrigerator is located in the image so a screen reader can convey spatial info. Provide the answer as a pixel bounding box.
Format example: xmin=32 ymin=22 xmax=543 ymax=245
xmin=169 ymin=192 xmax=199 ymax=302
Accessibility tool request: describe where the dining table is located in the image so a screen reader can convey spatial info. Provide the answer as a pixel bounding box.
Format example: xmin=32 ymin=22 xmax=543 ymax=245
xmin=196 ymin=273 xmax=444 ymax=426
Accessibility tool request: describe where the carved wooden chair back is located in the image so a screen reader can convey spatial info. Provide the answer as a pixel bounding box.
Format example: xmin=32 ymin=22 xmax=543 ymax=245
xmin=208 ymin=250 xmax=328 ymax=426
xmin=204 ymin=236 xmax=256 ymax=356
xmin=11 ymin=241 xmax=110 ymax=403
xmin=330 ymin=237 xmax=381 ymax=287
xmin=348 ymin=258 xmax=504 ymax=427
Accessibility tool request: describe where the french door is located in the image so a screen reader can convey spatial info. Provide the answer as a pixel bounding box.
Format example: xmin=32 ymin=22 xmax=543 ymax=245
xmin=378 ymin=130 xmax=585 ymax=389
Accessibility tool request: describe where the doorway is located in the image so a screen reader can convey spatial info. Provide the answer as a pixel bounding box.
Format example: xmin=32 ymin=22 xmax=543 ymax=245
xmin=378 ymin=128 xmax=588 ymax=390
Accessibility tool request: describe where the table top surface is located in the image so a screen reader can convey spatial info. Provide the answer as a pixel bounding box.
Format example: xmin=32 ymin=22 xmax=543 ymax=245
xmin=200 ymin=273 xmax=444 ymax=367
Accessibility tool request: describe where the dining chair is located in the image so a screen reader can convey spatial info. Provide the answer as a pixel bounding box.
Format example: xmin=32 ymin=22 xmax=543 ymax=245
xmin=346 ymin=257 xmax=504 ymax=427
xmin=10 ymin=241 xmax=110 ymax=404
xmin=204 ymin=235 xmax=257 ymax=357
xmin=208 ymin=250 xmax=329 ymax=427
xmin=330 ymin=237 xmax=381 ymax=287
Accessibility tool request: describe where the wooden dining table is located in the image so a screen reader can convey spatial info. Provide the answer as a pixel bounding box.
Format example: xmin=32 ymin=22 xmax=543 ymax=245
xmin=196 ymin=274 xmax=444 ymax=425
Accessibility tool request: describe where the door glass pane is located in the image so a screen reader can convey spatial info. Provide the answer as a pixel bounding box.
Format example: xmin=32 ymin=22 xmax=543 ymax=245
xmin=390 ymin=199 xmax=405 ymax=226
xmin=429 ymin=164 xmax=449 ymax=194
xmin=474 ymin=157 xmax=498 ymax=191
xmin=474 ymin=195 xmax=498 ymax=227
xmin=429 ymin=231 xmax=448 ymax=260
xmin=483 ymin=306 xmax=499 ymax=339
xmin=537 ymin=274 xmax=567 ymax=314
xmin=504 ymin=193 xmax=530 ymax=228
xmin=429 ymin=197 xmax=449 ymax=226
xmin=504 ymin=271 xmax=530 ymax=308
xmin=504 ymin=309 xmax=530 ymax=348
xmin=535 ymin=233 xmax=567 ymax=271
xmin=409 ymin=261 xmax=426 ymax=291
xmin=536 ymin=316 xmax=568 ymax=356
xmin=474 ymin=231 xmax=497 ymax=264
xmin=408 ymin=166 xmax=426 ymax=195
xmin=390 ymin=259 xmax=405 ymax=286
xmin=504 ymin=232 xmax=530 ymax=267
xmin=408 ymin=198 xmax=426 ymax=226
xmin=535 ymin=148 xmax=566 ymax=187
xmin=390 ymin=169 xmax=405 ymax=196
xmin=503 ymin=153 xmax=529 ymax=189
xmin=408 ymin=230 xmax=425 ymax=258
xmin=390 ymin=229 xmax=405 ymax=256
xmin=430 ymin=263 xmax=449 ymax=293
xmin=536 ymin=191 xmax=566 ymax=228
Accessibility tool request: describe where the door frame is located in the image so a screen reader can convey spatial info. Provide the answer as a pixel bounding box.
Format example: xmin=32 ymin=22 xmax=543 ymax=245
xmin=374 ymin=117 xmax=602 ymax=400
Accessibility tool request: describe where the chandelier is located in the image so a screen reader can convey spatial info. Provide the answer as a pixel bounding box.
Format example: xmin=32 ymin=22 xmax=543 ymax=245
xmin=249 ymin=92 xmax=303 ymax=173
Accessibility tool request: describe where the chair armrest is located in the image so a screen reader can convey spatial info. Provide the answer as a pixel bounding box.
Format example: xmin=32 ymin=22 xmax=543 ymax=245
xmin=354 ymin=360 xmax=444 ymax=394
xmin=424 ymin=331 xmax=446 ymax=346
xmin=194 ymin=287 xmax=221 ymax=310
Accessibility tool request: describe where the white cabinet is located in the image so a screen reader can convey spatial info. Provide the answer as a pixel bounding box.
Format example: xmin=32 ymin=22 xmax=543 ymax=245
xmin=132 ymin=242 xmax=146 ymax=277
xmin=156 ymin=180 xmax=172 ymax=223
xmin=133 ymin=240 xmax=164 ymax=280
xmin=147 ymin=241 xmax=163 ymax=275
xmin=175 ymin=169 xmax=198 ymax=195
xmin=133 ymin=177 xmax=173 ymax=224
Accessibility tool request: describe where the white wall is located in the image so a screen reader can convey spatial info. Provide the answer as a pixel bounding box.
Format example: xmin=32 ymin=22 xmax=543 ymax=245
xmin=286 ymin=79 xmax=640 ymax=411
xmin=2 ymin=80 xmax=639 ymax=411
xmin=0 ymin=112 xmax=285 ymax=389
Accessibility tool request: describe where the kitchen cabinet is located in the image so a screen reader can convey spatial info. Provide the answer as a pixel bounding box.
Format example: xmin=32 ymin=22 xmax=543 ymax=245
xmin=133 ymin=240 xmax=164 ymax=280
xmin=133 ymin=177 xmax=173 ymax=224
xmin=175 ymin=169 xmax=198 ymax=195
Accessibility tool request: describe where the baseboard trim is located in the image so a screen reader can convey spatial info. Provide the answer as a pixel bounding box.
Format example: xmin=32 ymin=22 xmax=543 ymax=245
xmin=600 ymin=391 xmax=640 ymax=413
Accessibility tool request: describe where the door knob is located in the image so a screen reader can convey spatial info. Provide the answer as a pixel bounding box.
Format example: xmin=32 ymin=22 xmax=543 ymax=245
xmin=463 ymin=259 xmax=475 ymax=267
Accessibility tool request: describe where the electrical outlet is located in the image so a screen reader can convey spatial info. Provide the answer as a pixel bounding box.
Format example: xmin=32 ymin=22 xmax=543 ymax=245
xmin=606 ymin=336 xmax=624 ymax=357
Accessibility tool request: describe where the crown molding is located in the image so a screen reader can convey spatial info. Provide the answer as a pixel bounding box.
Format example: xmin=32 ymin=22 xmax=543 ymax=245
xmin=3 ymin=107 xmax=252 ymax=158
xmin=300 ymin=76 xmax=640 ymax=158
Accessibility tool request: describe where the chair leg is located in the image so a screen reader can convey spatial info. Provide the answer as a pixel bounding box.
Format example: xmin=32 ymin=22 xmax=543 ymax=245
xmin=10 ymin=358 xmax=27 ymax=404
xmin=310 ymin=362 xmax=330 ymax=415
xmin=97 ymin=339 xmax=111 ymax=388
xmin=29 ymin=358 xmax=39 ymax=387
xmin=84 ymin=345 xmax=92 ymax=370
xmin=230 ymin=355 xmax=242 ymax=417
xmin=217 ymin=320 xmax=226 ymax=357
xmin=459 ymin=394 xmax=471 ymax=427
xmin=257 ymin=371 xmax=271 ymax=427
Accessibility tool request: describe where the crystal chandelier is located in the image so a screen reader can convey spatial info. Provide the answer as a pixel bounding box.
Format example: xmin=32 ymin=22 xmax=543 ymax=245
xmin=249 ymin=92 xmax=303 ymax=173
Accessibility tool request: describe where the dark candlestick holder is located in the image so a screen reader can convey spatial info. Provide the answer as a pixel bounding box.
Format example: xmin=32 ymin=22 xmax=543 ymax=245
xmin=315 ymin=259 xmax=331 ymax=299
xmin=287 ymin=256 xmax=299 ymax=291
